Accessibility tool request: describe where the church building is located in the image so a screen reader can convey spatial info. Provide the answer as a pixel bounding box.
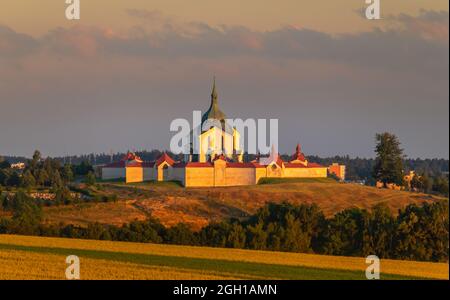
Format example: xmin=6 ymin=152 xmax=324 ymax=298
xmin=101 ymin=80 xmax=345 ymax=187
xmin=185 ymin=77 xmax=243 ymax=163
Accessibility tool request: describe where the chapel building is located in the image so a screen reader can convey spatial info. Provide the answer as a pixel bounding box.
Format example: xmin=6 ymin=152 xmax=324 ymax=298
xmin=101 ymin=80 xmax=345 ymax=187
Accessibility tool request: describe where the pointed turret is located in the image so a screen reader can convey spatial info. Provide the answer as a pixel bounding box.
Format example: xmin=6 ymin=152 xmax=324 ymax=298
xmin=259 ymin=144 xmax=283 ymax=167
xmin=211 ymin=76 xmax=218 ymax=103
xmin=290 ymin=143 xmax=307 ymax=165
xmin=156 ymin=152 xmax=175 ymax=167
xmin=201 ymin=77 xmax=228 ymax=131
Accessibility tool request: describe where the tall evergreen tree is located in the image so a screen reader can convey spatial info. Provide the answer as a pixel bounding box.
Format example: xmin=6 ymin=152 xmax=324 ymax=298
xmin=62 ymin=164 xmax=74 ymax=183
xmin=0 ymin=156 xmax=11 ymax=169
xmin=84 ymin=171 xmax=96 ymax=186
xmin=29 ymin=150 xmax=41 ymax=172
xmin=20 ymin=170 xmax=36 ymax=188
xmin=373 ymin=132 xmax=405 ymax=187
xmin=37 ymin=169 xmax=49 ymax=186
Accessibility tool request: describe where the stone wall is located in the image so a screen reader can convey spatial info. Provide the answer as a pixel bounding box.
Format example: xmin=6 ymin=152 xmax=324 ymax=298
xmin=143 ymin=167 xmax=156 ymax=181
xmin=102 ymin=168 xmax=125 ymax=180
xmin=125 ymin=167 xmax=143 ymax=183
xmin=284 ymin=167 xmax=328 ymax=178
xmin=225 ymin=167 xmax=256 ymax=186
xmin=185 ymin=167 xmax=215 ymax=187
xmin=171 ymin=167 xmax=186 ymax=186
xmin=105 ymin=163 xmax=329 ymax=186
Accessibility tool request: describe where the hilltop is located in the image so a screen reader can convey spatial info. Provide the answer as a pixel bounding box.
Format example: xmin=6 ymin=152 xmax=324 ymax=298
xmin=42 ymin=179 xmax=445 ymax=231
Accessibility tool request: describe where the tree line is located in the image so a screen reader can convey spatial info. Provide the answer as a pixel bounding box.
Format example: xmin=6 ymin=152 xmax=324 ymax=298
xmin=3 ymin=139 xmax=448 ymax=189
xmin=0 ymin=191 xmax=447 ymax=263
xmin=370 ymin=133 xmax=448 ymax=196
xmin=0 ymin=150 xmax=95 ymax=189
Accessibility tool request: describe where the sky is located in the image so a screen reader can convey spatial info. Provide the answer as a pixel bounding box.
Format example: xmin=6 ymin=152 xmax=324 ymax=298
xmin=0 ymin=0 xmax=448 ymax=159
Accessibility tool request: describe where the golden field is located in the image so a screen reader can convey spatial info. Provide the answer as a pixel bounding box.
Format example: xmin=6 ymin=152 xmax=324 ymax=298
xmin=41 ymin=180 xmax=446 ymax=230
xmin=0 ymin=235 xmax=447 ymax=280
xmin=0 ymin=249 xmax=250 ymax=280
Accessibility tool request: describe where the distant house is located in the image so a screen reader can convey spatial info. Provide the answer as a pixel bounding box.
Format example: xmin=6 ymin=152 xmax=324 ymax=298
xmin=376 ymin=170 xmax=416 ymax=190
xmin=10 ymin=162 xmax=25 ymax=170
xmin=328 ymin=163 xmax=346 ymax=181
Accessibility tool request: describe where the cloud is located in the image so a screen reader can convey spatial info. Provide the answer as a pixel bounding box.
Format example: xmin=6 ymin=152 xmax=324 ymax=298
xmin=0 ymin=24 xmax=38 ymax=57
xmin=0 ymin=10 xmax=448 ymax=158
xmin=387 ymin=9 xmax=449 ymax=42
xmin=2 ymin=9 xmax=446 ymax=78
xmin=1 ymin=10 xmax=447 ymax=108
xmin=40 ymin=26 xmax=104 ymax=57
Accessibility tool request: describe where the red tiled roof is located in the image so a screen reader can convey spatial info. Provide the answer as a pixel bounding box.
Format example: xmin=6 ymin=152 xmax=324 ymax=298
xmin=172 ymin=161 xmax=215 ymax=168
xmin=122 ymin=152 xmax=143 ymax=162
xmin=183 ymin=162 xmax=213 ymax=168
xmin=284 ymin=162 xmax=324 ymax=168
xmin=126 ymin=161 xmax=143 ymax=168
xmin=226 ymin=162 xmax=265 ymax=168
xmin=276 ymin=155 xmax=284 ymax=167
xmin=104 ymin=151 xmax=145 ymax=168
xmin=213 ymin=154 xmax=229 ymax=162
xmin=258 ymin=153 xmax=284 ymax=168
xmin=103 ymin=159 xmax=324 ymax=169
xmin=103 ymin=160 xmax=155 ymax=168
xmin=155 ymin=152 xmax=175 ymax=167
xmin=292 ymin=153 xmax=306 ymax=161
xmin=308 ymin=162 xmax=324 ymax=168
xmin=291 ymin=143 xmax=307 ymax=162
xmin=284 ymin=163 xmax=306 ymax=168
xmin=174 ymin=161 xmax=267 ymax=168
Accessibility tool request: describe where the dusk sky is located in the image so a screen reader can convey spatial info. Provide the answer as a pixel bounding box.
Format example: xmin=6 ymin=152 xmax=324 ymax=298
xmin=0 ymin=1 xmax=448 ymax=159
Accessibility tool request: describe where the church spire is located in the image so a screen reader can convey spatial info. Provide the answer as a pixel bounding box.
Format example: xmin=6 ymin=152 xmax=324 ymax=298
xmin=202 ymin=76 xmax=227 ymax=130
xmin=296 ymin=143 xmax=301 ymax=155
xmin=211 ymin=76 xmax=218 ymax=104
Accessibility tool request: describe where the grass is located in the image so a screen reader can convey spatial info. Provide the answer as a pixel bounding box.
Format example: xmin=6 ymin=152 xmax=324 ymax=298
xmin=111 ymin=180 xmax=183 ymax=188
xmin=43 ymin=200 xmax=147 ymax=226
xmin=258 ymin=177 xmax=337 ymax=185
xmin=0 ymin=249 xmax=236 ymax=280
xmin=0 ymin=235 xmax=448 ymax=280
xmin=43 ymin=181 xmax=447 ymax=230
xmin=96 ymin=178 xmax=126 ymax=183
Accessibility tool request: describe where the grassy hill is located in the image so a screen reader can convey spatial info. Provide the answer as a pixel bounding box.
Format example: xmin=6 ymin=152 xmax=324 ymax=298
xmin=42 ymin=180 xmax=446 ymax=230
xmin=0 ymin=235 xmax=447 ymax=280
